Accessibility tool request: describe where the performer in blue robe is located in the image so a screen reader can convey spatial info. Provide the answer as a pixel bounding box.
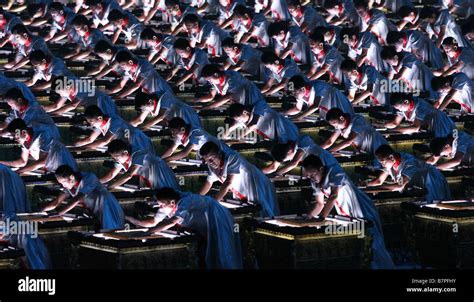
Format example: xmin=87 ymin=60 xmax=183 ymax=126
xmin=386 ymin=93 xmax=456 ymax=138
xmin=127 ymin=188 xmax=243 ymax=269
xmin=264 ymin=135 xmax=343 ymax=175
xmin=428 ymin=130 xmax=474 ymax=170
xmin=225 ymin=103 xmax=300 ymax=143
xmin=75 ymin=105 xmax=155 ymax=155
xmin=283 ymin=75 xmax=354 ymax=120
xmin=162 ymin=117 xmax=234 ymax=162
xmin=113 ymin=50 xmax=173 ymax=97
xmin=1 ymin=215 xmax=51 ymax=269
xmin=323 ymin=109 xmax=388 ymax=155
xmin=1 ymin=119 xmax=77 ymax=174
xmin=102 ymin=139 xmax=179 ymax=190
xmin=199 ymin=141 xmax=279 ymax=217
xmin=367 ymin=145 xmax=451 ymax=203
xmin=302 ymin=154 xmax=394 ymax=269
xmin=2 ymin=88 xmax=60 ymax=138
xmin=43 ymin=165 xmax=125 ymax=230
xmin=0 ymin=164 xmax=30 ymax=215
xmin=131 ymin=91 xmax=202 ymax=130
xmin=48 ymin=75 xmax=119 ymax=118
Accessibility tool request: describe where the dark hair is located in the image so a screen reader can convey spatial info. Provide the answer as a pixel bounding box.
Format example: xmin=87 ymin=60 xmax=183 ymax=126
xmin=375 ymin=144 xmax=395 ymax=159
xmin=227 ymin=103 xmax=247 ymax=118
xmin=430 ymin=136 xmax=451 ymax=156
xmin=173 ymin=38 xmax=191 ymax=50
xmin=26 ymin=3 xmax=43 ymax=17
xmin=397 ymin=5 xmax=416 ymax=18
xmin=85 ymin=0 xmax=103 ymax=6
xmin=115 ymin=50 xmax=135 ymax=63
xmin=165 ymin=0 xmax=180 ymax=8
xmin=288 ymin=75 xmax=308 ymax=90
xmin=11 ymin=24 xmax=29 ymax=36
xmin=107 ymin=9 xmax=125 ymax=22
xmin=29 ymin=49 xmax=49 ymax=65
xmin=431 ymin=76 xmax=452 ymax=91
xmin=389 ymin=92 xmax=413 ymax=106
xmin=140 ymin=27 xmax=158 ymax=41
xmin=308 ymin=31 xmax=325 ymax=44
xmin=54 ymin=164 xmax=77 ymax=178
xmin=5 ymin=88 xmax=28 ymax=105
xmin=108 ymin=139 xmax=132 ymax=154
xmin=233 ymin=4 xmax=253 ymax=18
xmin=386 ymin=31 xmax=405 ymax=45
xmin=302 ymin=154 xmax=324 ymax=169
xmin=183 ymin=13 xmax=200 ymax=24
xmin=134 ymin=91 xmax=155 ymax=111
xmin=154 ymin=187 xmax=181 ymax=203
xmin=199 ymin=141 xmax=220 ymax=157
xmin=313 ymin=26 xmax=332 ymax=36
xmin=461 ymin=15 xmax=474 ymax=35
xmin=442 ymin=37 xmax=458 ymax=47
xmin=324 ymin=0 xmax=342 ymax=9
xmin=353 ymin=0 xmax=368 ymax=9
xmin=339 ymin=27 xmax=359 ymax=43
xmin=267 ymin=21 xmax=290 ymax=37
xmin=222 ymin=37 xmax=239 ymax=49
xmin=6 ymin=118 xmax=27 ymax=133
xmin=419 ymin=6 xmax=437 ymax=21
xmin=261 ymin=51 xmax=282 ymax=65
xmin=94 ymin=39 xmax=114 ymax=54
xmin=200 ymin=64 xmax=223 ymax=78
xmin=287 ymin=0 xmax=302 ymax=8
xmin=271 ymin=142 xmax=294 ymax=162
xmin=71 ymin=15 xmax=91 ymax=27
xmin=325 ymin=108 xmax=345 ymax=122
xmin=84 ymin=105 xmax=105 ymax=119
xmin=340 ymin=59 xmax=358 ymax=73
xmin=49 ymin=2 xmax=65 ymax=14
xmin=168 ymin=117 xmax=187 ymax=130
xmin=381 ymin=46 xmax=398 ymax=60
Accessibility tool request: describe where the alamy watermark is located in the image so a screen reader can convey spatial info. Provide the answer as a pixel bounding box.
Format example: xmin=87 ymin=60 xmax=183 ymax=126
xmin=324 ymin=219 xmax=365 ymax=239
xmin=53 ymin=76 xmax=96 ymax=97
xmin=0 ymin=217 xmax=39 ymax=238
xmin=379 ymin=79 xmax=421 ymax=96
xmin=216 ymin=125 xmax=258 ymax=143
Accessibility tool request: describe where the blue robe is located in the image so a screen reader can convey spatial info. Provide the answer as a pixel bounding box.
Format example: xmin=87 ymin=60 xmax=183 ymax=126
xmin=348 ymin=65 xmax=389 ymax=106
xmin=67 ymin=173 xmax=125 ymax=230
xmin=0 ymin=75 xmax=38 ymax=106
xmin=0 ymin=164 xmax=30 ymax=215
xmin=312 ymin=167 xmax=394 ymax=269
xmin=207 ymin=152 xmax=279 ymax=217
xmin=3 ymin=224 xmax=51 ymax=269
xmin=177 ymin=127 xmax=234 ymax=157
xmin=397 ymin=98 xmax=455 ymax=137
xmin=249 ymin=105 xmax=300 ymax=143
xmin=20 ymin=123 xmax=76 ymax=173
xmin=74 ymin=89 xmax=119 ymax=118
xmin=403 ymin=30 xmax=444 ymax=69
xmin=295 ymin=135 xmax=344 ymax=173
xmin=338 ymin=114 xmax=388 ymax=154
xmin=382 ymin=153 xmax=451 ymax=203
xmin=95 ymin=116 xmax=155 ymax=155
xmin=124 ymin=58 xmax=173 ymax=94
xmin=115 ymin=151 xmax=179 ymax=190
xmin=153 ymin=92 xmax=202 ymax=130
xmin=172 ymin=192 xmax=242 ymax=269
xmin=452 ymin=131 xmax=474 ymax=166
xmin=297 ymin=80 xmax=354 ymax=120
xmin=211 ymin=70 xmax=267 ymax=109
